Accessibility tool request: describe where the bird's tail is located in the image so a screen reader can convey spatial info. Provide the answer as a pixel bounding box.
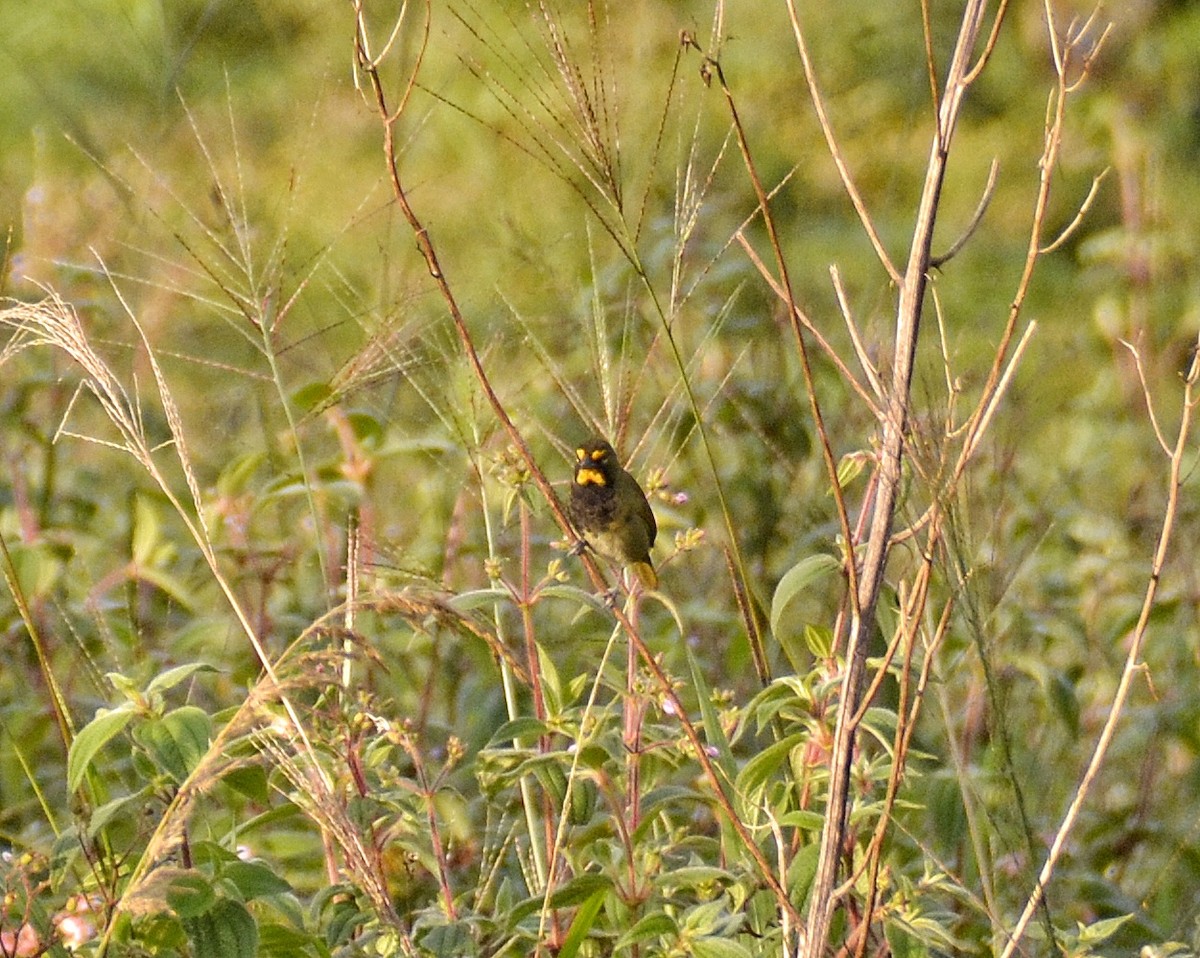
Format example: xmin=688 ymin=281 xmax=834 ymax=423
xmin=631 ymin=561 xmax=658 ymax=590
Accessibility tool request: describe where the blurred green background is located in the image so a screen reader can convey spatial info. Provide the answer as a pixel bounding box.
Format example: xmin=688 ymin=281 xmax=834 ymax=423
xmin=3 ymin=0 xmax=1200 ymax=952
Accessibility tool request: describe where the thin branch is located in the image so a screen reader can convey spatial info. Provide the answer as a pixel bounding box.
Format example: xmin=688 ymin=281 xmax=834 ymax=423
xmin=1066 ymin=19 xmax=1112 ymax=93
xmin=1120 ymin=337 xmax=1171 ymax=454
xmin=830 ymin=265 xmax=885 ymax=404
xmin=919 ymin=0 xmax=939 ymax=117
xmin=932 ymin=287 xmax=960 ymax=432
xmin=802 ymin=3 xmax=990 ymax=953
xmin=892 ymin=320 xmax=1037 ymax=547
xmin=735 ymin=231 xmax=882 ymax=418
xmin=930 ymin=158 xmax=999 ymax=268
xmin=702 ymin=49 xmax=863 ymax=669
xmin=950 ymin=9 xmax=1109 ymax=491
xmin=783 ymin=3 xmax=901 ymax=285
xmin=963 ymin=0 xmax=1011 ymax=83
xmin=1039 ymin=167 xmax=1108 ymax=254
xmin=1000 ymin=334 xmax=1200 ymax=956
xmin=965 ymin=320 xmax=1036 ymax=456
xmin=700 ymin=46 xmax=864 ymax=614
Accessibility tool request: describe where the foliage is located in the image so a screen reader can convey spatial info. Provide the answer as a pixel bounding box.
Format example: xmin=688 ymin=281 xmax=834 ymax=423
xmin=2 ymin=1 xmax=1200 ymax=957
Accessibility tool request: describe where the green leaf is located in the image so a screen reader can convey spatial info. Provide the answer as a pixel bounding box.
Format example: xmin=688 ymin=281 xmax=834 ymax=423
xmin=87 ymin=787 xmax=155 ymax=840
xmin=222 ymin=765 xmax=270 ymax=804
xmin=184 ymin=898 xmax=258 ymax=958
xmin=778 ymin=809 xmax=825 ymax=831
xmin=654 ymin=866 xmax=734 ymax=892
xmin=743 ymin=678 xmax=812 ymax=734
xmin=557 ymin=888 xmax=607 ymax=958
xmin=860 ymin=707 xmax=899 ymax=752
xmin=345 ymin=411 xmax=385 ymax=449
xmin=134 ymin=706 xmax=212 ymax=783
xmin=1077 ymin=913 xmax=1133 ymax=945
xmin=538 ymin=643 xmax=566 ymax=715
xmin=803 ymin=624 xmax=833 ymax=659
xmin=835 ymin=450 xmax=870 ymax=489
xmin=145 ymin=662 xmax=219 ymax=698
xmin=532 ymin=585 xmax=613 ymax=616
xmin=446 ymin=588 xmax=512 ymax=612
xmin=136 ymin=566 xmax=198 ymax=609
xmin=131 ymin=495 xmax=162 ymax=566
xmin=7 ymin=542 xmax=62 ymax=599
xmin=787 ymin=842 xmax=821 ymax=908
xmin=770 ymin=554 xmax=840 ymax=666
xmin=166 ymin=871 xmax=218 ymax=919
xmin=187 ymin=840 xmax=240 ymax=868
xmin=106 ymin=671 xmax=144 ymax=704
xmin=290 ymin=381 xmax=334 ymax=414
xmin=258 ymin=921 xmax=325 ymax=958
xmin=313 ymin=886 xmax=367 ymax=946
xmin=884 ymin=919 xmax=922 ymax=958
xmin=485 ymin=717 xmax=553 ymax=747
xmin=415 ymin=919 xmax=477 ymax=957
xmin=686 ymin=645 xmax=737 ymax=782
xmin=615 ymin=913 xmax=678 ymax=949
xmin=691 ymin=937 xmax=754 ymax=958
xmin=508 ymin=874 xmax=613 ymax=927
xmin=546 ymin=874 xmax=614 ymax=908
xmin=222 ymin=860 xmax=294 ymax=901
xmin=734 ymin=733 xmax=805 ymax=801
xmin=68 ymin=706 xmax=136 ymax=793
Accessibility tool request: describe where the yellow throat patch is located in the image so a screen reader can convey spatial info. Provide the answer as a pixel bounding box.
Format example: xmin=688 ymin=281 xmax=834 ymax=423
xmin=575 ymin=467 xmax=607 ymax=486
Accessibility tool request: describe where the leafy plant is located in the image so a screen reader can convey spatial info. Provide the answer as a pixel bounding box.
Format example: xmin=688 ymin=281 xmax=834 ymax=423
xmin=3 ymin=2 xmax=1200 ymax=957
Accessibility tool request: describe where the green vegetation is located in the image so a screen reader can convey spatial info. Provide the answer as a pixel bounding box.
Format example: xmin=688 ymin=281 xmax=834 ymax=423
xmin=2 ymin=1 xmax=1200 ymax=956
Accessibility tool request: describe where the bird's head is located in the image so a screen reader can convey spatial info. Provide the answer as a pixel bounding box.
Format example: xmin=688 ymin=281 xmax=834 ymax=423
xmin=573 ymin=437 xmax=619 ymax=487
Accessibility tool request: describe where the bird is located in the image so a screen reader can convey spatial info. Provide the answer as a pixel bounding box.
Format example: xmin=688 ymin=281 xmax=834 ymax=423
xmin=568 ymin=437 xmax=658 ymax=590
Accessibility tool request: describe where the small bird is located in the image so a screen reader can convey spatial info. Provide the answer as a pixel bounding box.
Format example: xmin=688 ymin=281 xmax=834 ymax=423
xmin=568 ymin=437 xmax=658 ymax=589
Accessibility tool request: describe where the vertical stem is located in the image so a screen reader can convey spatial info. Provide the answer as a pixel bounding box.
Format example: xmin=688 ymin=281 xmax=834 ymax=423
xmin=520 ymin=503 xmax=548 ymax=729
xmin=518 ymin=504 xmax=556 ymax=889
xmin=803 ymin=3 xmax=988 ymax=954
xmin=999 ymin=341 xmax=1200 ymax=956
xmin=476 ymin=453 xmax=548 ymax=892
xmin=624 ymin=594 xmax=643 ymax=836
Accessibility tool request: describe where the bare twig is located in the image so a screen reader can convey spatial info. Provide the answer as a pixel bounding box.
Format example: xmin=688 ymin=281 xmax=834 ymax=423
xmin=930 ymin=158 xmax=999 ymax=268
xmin=1120 ymin=337 xmax=1171 ymax=454
xmin=891 ymin=319 xmax=1036 ymax=546
xmin=847 ymin=564 xmax=953 ymax=958
xmin=1039 ymin=168 xmax=1108 ymax=254
xmin=964 ymin=0 xmax=1012 ymax=84
xmin=783 ymin=2 xmax=901 ymax=285
xmin=702 ymin=50 xmax=863 ymax=685
xmin=830 ymin=265 xmax=885 ymax=404
xmin=1000 ymin=334 xmax=1200 ymax=955
xmin=919 ymin=0 xmax=939 ymax=117
xmin=734 ymin=232 xmax=882 ymax=418
xmin=801 ymin=4 xmax=990 ymax=953
xmin=907 ymin=10 xmax=1108 ymax=547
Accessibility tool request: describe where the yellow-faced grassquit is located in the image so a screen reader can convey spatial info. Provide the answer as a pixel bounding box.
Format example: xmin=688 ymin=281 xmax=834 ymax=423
xmin=568 ymin=437 xmax=658 ymax=589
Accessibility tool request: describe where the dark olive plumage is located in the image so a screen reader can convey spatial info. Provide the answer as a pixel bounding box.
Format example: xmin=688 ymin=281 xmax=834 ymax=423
xmin=568 ymin=437 xmax=658 ymax=589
